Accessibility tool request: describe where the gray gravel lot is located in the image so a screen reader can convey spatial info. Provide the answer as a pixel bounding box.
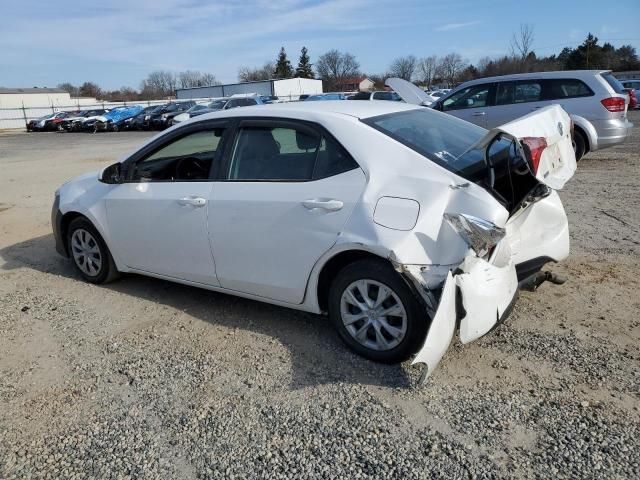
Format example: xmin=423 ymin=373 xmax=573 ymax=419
xmin=0 ymin=115 xmax=639 ymax=479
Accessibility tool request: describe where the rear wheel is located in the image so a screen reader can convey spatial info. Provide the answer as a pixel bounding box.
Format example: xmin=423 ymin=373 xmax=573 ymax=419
xmin=572 ymin=131 xmax=586 ymax=162
xmin=67 ymin=217 xmax=119 ymax=284
xmin=328 ymin=259 xmax=428 ymax=363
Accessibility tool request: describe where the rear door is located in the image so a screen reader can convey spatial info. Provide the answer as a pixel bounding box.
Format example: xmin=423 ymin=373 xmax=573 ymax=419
xmin=488 ymin=80 xmax=545 ymax=128
xmin=208 ymin=119 xmax=366 ymax=304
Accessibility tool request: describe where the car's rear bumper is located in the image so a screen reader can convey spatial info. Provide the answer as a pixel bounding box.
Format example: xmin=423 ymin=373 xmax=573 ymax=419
xmin=592 ymin=118 xmax=634 ymax=150
xmin=410 ymin=255 xmax=519 ymax=381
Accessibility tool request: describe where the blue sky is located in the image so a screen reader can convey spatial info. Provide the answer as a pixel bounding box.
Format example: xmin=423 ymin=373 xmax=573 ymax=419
xmin=1 ymin=0 xmax=639 ymax=90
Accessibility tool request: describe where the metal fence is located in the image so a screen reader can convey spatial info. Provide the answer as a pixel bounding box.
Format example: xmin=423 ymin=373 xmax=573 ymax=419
xmin=0 ymin=94 xmax=310 ymax=131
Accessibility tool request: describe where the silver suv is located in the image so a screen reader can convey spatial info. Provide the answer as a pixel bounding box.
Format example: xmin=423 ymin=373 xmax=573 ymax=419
xmin=432 ymin=70 xmax=633 ymax=160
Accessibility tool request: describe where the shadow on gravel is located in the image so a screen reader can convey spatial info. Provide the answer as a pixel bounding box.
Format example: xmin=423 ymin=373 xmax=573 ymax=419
xmin=0 ymin=234 xmax=414 ymax=389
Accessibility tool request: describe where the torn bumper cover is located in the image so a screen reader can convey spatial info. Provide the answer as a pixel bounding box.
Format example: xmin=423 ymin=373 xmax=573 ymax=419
xmin=408 ymin=255 xmax=518 ymax=381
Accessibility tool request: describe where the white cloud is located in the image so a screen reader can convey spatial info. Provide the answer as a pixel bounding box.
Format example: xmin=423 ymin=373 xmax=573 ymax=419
xmin=435 ymin=21 xmax=481 ymax=32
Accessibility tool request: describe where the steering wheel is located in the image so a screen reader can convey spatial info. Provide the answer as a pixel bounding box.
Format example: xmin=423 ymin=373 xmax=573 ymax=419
xmin=175 ymin=156 xmax=208 ymax=179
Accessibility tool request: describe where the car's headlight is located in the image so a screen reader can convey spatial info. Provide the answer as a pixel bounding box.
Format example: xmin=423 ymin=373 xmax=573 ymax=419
xmin=144 ymin=115 xmax=150 ymax=120
xmin=161 ymin=113 xmax=168 ymax=119
xmin=444 ymin=213 xmax=505 ymax=258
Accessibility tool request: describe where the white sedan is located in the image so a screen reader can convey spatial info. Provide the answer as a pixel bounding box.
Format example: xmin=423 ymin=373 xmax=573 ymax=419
xmin=52 ymin=100 xmax=576 ymax=379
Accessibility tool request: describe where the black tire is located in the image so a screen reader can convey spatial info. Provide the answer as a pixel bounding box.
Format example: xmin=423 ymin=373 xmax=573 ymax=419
xmin=328 ymin=259 xmax=429 ymax=363
xmin=66 ymin=217 xmax=119 ymax=284
xmin=573 ymin=131 xmax=586 ymax=162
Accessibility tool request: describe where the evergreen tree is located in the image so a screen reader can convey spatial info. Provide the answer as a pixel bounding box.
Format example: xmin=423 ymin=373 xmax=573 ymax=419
xmin=295 ymin=46 xmax=314 ymax=78
xmin=274 ymin=47 xmax=293 ymax=79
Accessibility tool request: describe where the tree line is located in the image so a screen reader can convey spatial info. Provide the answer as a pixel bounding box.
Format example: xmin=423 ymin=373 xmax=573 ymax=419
xmin=57 ymin=29 xmax=639 ymax=101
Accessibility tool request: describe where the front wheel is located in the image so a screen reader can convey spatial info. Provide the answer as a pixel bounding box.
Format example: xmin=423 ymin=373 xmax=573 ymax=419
xmin=67 ymin=217 xmax=119 ymax=284
xmin=328 ymin=259 xmax=429 ymax=363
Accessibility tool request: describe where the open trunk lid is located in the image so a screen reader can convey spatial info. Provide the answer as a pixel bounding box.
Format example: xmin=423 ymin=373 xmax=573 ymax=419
xmin=485 ymin=105 xmax=576 ymax=190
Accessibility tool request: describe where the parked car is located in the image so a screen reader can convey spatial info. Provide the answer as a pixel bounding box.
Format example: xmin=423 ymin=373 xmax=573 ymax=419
xmin=427 ymin=70 xmax=634 ymax=161
xmin=624 ymin=88 xmax=638 ymax=110
xmin=621 ymin=80 xmax=640 ymax=109
xmin=298 ymin=94 xmax=310 ymax=101
xmin=304 ymin=93 xmax=347 ymax=101
xmin=171 ymin=100 xmax=229 ymax=125
xmin=52 ymin=100 xmax=576 ymax=377
xmin=131 ymin=105 xmax=165 ymax=130
xmin=60 ymin=110 xmax=108 ymax=132
xmin=348 ymin=91 xmax=402 ymax=101
xmin=27 ymin=111 xmax=72 ymax=131
xmin=85 ymin=106 xmax=144 ymax=133
xmin=150 ymin=101 xmax=196 ymax=129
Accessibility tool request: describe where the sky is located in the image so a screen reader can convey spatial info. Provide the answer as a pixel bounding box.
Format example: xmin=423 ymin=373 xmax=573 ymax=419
xmin=1 ymin=0 xmax=639 ymax=90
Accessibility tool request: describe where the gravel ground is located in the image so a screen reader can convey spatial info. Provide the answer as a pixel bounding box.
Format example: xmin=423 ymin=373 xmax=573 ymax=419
xmin=0 ymin=115 xmax=639 ymax=479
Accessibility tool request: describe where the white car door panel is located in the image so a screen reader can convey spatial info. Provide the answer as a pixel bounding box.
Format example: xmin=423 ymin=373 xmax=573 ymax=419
xmin=209 ymin=168 xmax=366 ymax=304
xmin=106 ymin=182 xmax=218 ymax=285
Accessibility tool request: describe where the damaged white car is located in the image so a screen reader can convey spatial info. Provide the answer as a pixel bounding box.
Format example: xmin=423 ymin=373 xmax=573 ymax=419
xmin=52 ymin=96 xmax=576 ymax=378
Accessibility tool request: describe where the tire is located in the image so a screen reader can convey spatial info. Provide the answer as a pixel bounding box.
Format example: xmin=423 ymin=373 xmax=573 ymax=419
xmin=328 ymin=259 xmax=429 ymax=363
xmin=66 ymin=217 xmax=119 ymax=284
xmin=572 ymin=131 xmax=586 ymax=162
xmin=111 ymin=124 xmax=119 ymax=132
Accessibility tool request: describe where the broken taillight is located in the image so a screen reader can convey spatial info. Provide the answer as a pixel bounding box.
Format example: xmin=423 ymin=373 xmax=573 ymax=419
xmin=600 ymin=97 xmax=626 ymax=112
xmin=521 ymin=137 xmax=547 ymax=175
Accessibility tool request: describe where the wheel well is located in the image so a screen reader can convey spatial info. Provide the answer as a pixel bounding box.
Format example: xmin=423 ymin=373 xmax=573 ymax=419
xmin=59 ymin=211 xmax=87 ymax=254
xmin=573 ymin=125 xmax=590 ymax=153
xmin=316 ymin=250 xmax=390 ymax=312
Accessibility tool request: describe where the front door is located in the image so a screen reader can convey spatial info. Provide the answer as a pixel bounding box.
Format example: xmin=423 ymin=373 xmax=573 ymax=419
xmin=208 ymin=120 xmax=367 ymax=304
xmin=441 ymin=83 xmax=494 ymax=128
xmin=105 ymin=125 xmax=228 ymax=285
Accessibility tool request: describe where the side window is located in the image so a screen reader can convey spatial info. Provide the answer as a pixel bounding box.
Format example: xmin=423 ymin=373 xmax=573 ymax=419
xmin=545 ymin=79 xmax=593 ymax=99
xmin=313 ymin=136 xmax=359 ymax=179
xmin=442 ymin=84 xmax=491 ymax=111
xmin=228 ymin=126 xmax=320 ymax=181
xmin=496 ymin=82 xmax=515 ymax=105
xmin=514 ymin=81 xmax=542 ymax=103
xmin=225 ymin=100 xmax=238 ymax=109
xmin=132 ymin=128 xmax=224 ymax=182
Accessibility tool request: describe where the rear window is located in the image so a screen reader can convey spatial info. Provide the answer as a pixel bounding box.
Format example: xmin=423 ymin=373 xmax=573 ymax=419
xmin=363 ymin=109 xmax=489 ymax=181
xmin=601 ymin=73 xmax=626 ymax=94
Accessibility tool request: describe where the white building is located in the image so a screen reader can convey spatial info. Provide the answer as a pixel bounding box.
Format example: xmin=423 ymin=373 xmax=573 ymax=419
xmin=176 ymin=78 xmax=323 ymax=101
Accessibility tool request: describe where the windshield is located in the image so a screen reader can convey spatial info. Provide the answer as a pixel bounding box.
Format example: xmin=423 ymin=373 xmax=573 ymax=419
xmin=188 ymin=105 xmax=208 ymax=112
xmin=208 ymin=100 xmax=227 ymax=110
xmin=363 ymin=108 xmax=489 ymax=181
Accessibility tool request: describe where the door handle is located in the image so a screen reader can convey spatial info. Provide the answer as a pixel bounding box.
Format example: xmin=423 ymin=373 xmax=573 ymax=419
xmin=178 ymin=196 xmax=206 ymax=207
xmin=302 ymin=199 xmax=344 ymax=212
xmin=472 ymin=112 xmax=486 ymax=116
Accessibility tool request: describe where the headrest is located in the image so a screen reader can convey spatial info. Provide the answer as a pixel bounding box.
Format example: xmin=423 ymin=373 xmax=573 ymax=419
xmin=296 ymin=130 xmax=320 ymax=151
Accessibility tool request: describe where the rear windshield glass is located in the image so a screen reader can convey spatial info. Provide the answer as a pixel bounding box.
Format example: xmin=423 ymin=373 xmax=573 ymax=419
xmin=363 ymin=109 xmax=489 ymax=181
xmin=601 ymin=73 xmax=626 ymax=94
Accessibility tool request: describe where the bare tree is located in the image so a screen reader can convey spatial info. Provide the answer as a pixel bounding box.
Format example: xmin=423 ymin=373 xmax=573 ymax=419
xmin=140 ymin=70 xmax=178 ymax=98
xmin=78 ymin=82 xmax=102 ymax=98
xmin=511 ymin=24 xmax=535 ymax=60
xmin=238 ymin=62 xmax=275 ymax=82
xmin=437 ymin=53 xmax=467 ymax=87
xmin=316 ymin=49 xmax=360 ymax=90
xmin=178 ymin=70 xmax=219 ymax=88
xmin=57 ymin=82 xmax=79 ymax=96
xmin=417 ymin=56 xmax=438 ymax=87
xmin=388 ymin=55 xmax=417 ymax=81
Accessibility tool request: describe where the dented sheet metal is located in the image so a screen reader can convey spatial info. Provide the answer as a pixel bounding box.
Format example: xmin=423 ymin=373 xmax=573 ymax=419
xmin=411 ymin=255 xmax=518 ymax=380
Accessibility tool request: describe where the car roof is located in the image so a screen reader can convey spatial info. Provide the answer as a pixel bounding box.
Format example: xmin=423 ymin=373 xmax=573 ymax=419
xmin=193 ymin=100 xmax=421 ymax=122
xmin=458 ymin=70 xmax=610 ymax=88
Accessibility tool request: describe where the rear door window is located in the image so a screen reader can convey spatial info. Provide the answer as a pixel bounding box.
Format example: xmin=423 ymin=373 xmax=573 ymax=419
xmin=514 ymin=81 xmax=542 ymax=103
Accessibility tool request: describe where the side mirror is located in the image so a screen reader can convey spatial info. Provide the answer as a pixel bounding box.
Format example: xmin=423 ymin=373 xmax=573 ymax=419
xmin=99 ymin=162 xmax=123 ymax=184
